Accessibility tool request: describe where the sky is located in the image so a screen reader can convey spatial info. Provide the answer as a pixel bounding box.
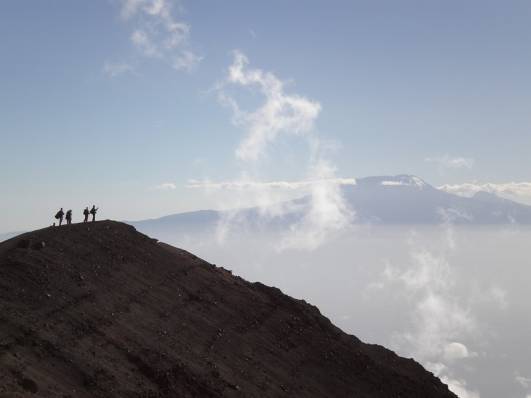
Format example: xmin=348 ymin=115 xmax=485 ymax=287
xmin=2 ymin=0 xmax=531 ymax=232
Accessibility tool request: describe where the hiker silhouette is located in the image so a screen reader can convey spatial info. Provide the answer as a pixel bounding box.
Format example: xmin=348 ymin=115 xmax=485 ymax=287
xmin=90 ymin=205 xmax=98 ymax=222
xmin=65 ymin=209 xmax=72 ymax=225
xmin=83 ymin=207 xmax=89 ymax=223
xmin=55 ymin=208 xmax=65 ymax=226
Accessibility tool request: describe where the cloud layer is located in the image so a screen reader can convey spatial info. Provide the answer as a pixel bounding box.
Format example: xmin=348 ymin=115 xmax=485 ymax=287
xmin=439 ymin=182 xmax=531 ymax=205
xmin=187 ymin=178 xmax=357 ymax=190
xmin=368 ymin=222 xmax=485 ymax=398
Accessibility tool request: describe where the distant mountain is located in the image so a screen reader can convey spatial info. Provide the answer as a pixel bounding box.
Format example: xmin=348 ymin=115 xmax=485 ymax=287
xmin=3 ymin=175 xmax=530 ymax=244
xmin=342 ymin=175 xmax=531 ymax=224
xmin=130 ymin=175 xmax=531 ymax=241
xmin=0 ymin=221 xmax=456 ymax=397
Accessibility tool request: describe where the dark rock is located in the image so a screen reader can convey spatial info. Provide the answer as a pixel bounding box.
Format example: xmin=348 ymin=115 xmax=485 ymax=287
xmin=0 ymin=220 xmax=456 ymax=398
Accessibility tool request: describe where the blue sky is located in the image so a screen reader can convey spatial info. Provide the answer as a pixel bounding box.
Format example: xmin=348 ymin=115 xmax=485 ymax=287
xmin=1 ymin=0 xmax=531 ymax=232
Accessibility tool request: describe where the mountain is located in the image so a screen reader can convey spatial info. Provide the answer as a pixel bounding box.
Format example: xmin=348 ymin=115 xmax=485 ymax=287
xmin=0 ymin=231 xmax=23 ymax=243
xmin=3 ymin=175 xmax=530 ymax=244
xmin=342 ymin=175 xmax=531 ymax=224
xmin=0 ymin=221 xmax=456 ymax=397
xmin=130 ymin=175 xmax=531 ymax=242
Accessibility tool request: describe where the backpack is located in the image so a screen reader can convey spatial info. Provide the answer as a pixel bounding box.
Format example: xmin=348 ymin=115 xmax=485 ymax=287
xmin=55 ymin=212 xmax=61 ymax=219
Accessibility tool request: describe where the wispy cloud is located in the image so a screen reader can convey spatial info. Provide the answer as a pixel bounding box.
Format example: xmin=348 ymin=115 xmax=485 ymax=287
xmin=439 ymin=373 xmax=480 ymax=398
xmin=278 ymin=159 xmax=355 ymax=250
xmin=153 ymin=182 xmax=177 ymax=190
xmin=113 ymin=0 xmax=201 ymax=72
xmin=220 ymin=50 xmax=321 ymax=161
xmin=202 ymin=51 xmax=354 ymax=249
xmin=515 ymin=373 xmax=531 ymax=388
xmin=425 ymin=155 xmax=475 ymax=172
xmin=439 ymin=182 xmax=531 ymax=205
xmin=187 ymin=178 xmax=356 ymax=190
xmin=172 ymin=50 xmax=203 ymax=72
xmin=103 ymin=61 xmax=135 ymax=77
xmin=368 ymin=219 xmax=487 ymax=398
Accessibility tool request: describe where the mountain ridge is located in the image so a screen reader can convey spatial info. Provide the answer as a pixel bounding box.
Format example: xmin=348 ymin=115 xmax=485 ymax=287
xmin=0 ymin=221 xmax=456 ymax=397
xmin=128 ymin=175 xmax=531 ymax=243
xmin=3 ymin=175 xmax=530 ymax=243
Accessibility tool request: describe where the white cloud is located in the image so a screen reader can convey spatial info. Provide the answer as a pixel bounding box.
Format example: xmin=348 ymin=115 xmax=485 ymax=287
xmin=203 ymin=51 xmax=353 ymax=250
xmin=381 ymin=176 xmax=427 ymax=188
xmin=443 ymin=342 xmax=471 ymax=361
xmin=187 ymin=178 xmax=356 ymax=190
xmin=425 ymin=155 xmax=475 ymax=171
xmin=441 ymin=376 xmax=481 ymax=398
xmin=488 ymin=286 xmax=508 ymax=309
xmin=120 ymin=0 xmax=144 ymax=19
xmin=427 ymin=363 xmax=480 ymax=398
xmin=390 ymin=246 xmax=476 ymax=361
xmin=278 ymin=159 xmax=355 ymax=251
xmin=370 ymin=222 xmax=484 ymax=397
xmin=115 ymin=0 xmax=201 ymax=71
xmin=153 ymin=182 xmax=177 ymax=190
xmin=103 ymin=61 xmax=135 ymax=77
xmin=221 ymin=50 xmax=321 ymax=161
xmin=515 ymin=373 xmax=531 ymax=388
xmin=426 ymin=362 xmax=480 ymax=398
xmin=131 ymin=29 xmax=161 ymax=57
xmin=439 ymin=182 xmax=531 ymax=206
xmin=172 ymin=50 xmax=203 ymax=72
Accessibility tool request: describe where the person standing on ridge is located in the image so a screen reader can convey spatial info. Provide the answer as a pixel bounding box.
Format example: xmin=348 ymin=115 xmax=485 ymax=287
xmin=65 ymin=209 xmax=73 ymax=225
xmin=83 ymin=207 xmax=89 ymax=223
xmin=55 ymin=208 xmax=65 ymax=226
xmin=90 ymin=205 xmax=98 ymax=222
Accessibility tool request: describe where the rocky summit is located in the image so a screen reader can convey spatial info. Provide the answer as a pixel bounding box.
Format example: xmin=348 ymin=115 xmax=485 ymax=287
xmin=0 ymin=221 xmax=456 ymax=397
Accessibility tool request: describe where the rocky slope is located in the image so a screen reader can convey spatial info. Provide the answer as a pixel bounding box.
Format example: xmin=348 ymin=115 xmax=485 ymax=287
xmin=0 ymin=221 xmax=456 ymax=397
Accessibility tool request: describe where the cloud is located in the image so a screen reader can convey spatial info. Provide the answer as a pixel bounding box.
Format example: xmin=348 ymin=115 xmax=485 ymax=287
xmin=443 ymin=342 xmax=472 ymax=361
xmin=172 ymin=50 xmax=203 ymax=72
xmin=103 ymin=61 xmax=135 ymax=77
xmin=515 ymin=373 xmax=531 ymax=388
xmin=153 ymin=182 xmax=177 ymax=190
xmin=439 ymin=182 xmax=531 ymax=205
xmin=201 ymin=51 xmax=353 ymax=250
xmin=220 ymin=50 xmax=321 ymax=162
xmin=278 ymin=159 xmax=355 ymax=251
xmin=131 ymin=29 xmax=161 ymax=57
xmin=441 ymin=376 xmax=481 ymax=398
xmin=426 ymin=363 xmax=480 ymax=398
xmin=487 ymin=286 xmax=508 ymax=309
xmin=370 ymin=221 xmax=484 ymax=397
xmin=425 ymin=155 xmax=475 ymax=171
xmin=187 ymin=178 xmax=356 ymax=190
xmin=115 ymin=0 xmax=201 ymax=71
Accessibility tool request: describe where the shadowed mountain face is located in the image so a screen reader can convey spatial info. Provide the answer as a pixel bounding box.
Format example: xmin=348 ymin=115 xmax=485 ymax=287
xmin=0 ymin=221 xmax=456 ymax=397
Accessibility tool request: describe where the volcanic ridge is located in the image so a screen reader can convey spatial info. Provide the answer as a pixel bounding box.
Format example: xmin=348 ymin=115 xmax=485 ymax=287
xmin=0 ymin=221 xmax=457 ymax=397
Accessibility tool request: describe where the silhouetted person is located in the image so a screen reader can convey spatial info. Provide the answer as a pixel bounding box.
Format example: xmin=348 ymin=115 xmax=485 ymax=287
xmin=65 ymin=209 xmax=72 ymax=225
xmin=90 ymin=205 xmax=98 ymax=222
xmin=83 ymin=207 xmax=89 ymax=223
xmin=55 ymin=208 xmax=65 ymax=226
